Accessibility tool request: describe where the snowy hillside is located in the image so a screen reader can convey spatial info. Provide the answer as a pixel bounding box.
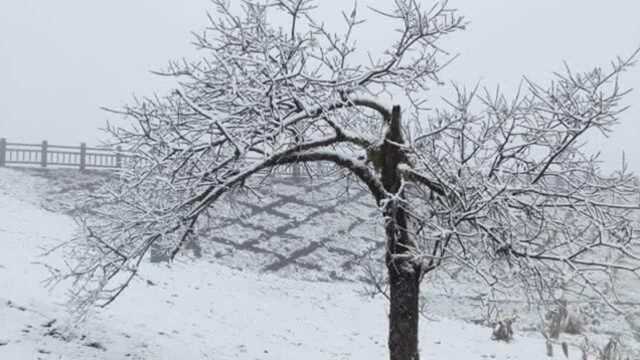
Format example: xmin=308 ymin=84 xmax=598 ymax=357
xmin=0 ymin=168 xmax=634 ymax=359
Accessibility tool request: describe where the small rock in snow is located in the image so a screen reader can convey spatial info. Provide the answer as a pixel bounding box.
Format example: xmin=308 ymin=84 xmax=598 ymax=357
xmin=42 ymin=319 xmax=57 ymax=328
xmin=84 ymin=341 xmax=107 ymax=351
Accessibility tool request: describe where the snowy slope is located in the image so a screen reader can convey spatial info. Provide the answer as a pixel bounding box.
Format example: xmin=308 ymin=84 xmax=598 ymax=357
xmin=0 ymin=168 xmax=616 ymax=359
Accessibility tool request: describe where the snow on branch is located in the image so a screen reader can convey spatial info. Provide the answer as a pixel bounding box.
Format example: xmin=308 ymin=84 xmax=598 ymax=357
xmin=403 ymin=50 xmax=640 ymax=309
xmin=55 ymin=0 xmax=640 ymax=318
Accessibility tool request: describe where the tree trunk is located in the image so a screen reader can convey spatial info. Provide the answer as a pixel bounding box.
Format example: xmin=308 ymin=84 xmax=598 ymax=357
xmin=387 ymin=253 xmax=421 ymax=360
xmin=380 ymin=105 xmax=421 ymax=360
xmin=384 ymin=197 xmax=420 ymax=360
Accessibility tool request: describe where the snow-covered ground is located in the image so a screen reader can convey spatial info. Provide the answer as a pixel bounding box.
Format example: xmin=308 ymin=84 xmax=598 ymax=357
xmin=0 ymin=167 xmax=631 ymax=359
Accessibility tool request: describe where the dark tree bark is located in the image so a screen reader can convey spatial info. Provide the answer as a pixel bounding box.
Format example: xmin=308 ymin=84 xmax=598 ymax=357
xmin=387 ymin=248 xmax=421 ymax=360
xmin=381 ymin=106 xmax=421 ymax=360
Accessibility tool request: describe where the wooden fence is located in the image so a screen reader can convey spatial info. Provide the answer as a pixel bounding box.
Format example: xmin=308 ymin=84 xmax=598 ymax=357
xmin=0 ymin=138 xmax=338 ymax=176
xmin=0 ymin=138 xmax=125 ymax=170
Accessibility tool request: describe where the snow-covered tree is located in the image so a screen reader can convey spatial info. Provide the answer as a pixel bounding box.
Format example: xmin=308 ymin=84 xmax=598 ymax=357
xmin=62 ymin=1 xmax=640 ymax=359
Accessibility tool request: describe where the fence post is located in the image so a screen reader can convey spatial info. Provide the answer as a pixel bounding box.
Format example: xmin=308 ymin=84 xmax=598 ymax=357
xmin=0 ymin=138 xmax=6 ymax=167
xmin=41 ymin=140 xmax=48 ymax=168
xmin=80 ymin=143 xmax=86 ymax=170
xmin=116 ymin=146 xmax=122 ymax=168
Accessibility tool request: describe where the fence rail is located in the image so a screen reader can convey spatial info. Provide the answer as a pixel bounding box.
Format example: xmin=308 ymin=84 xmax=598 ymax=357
xmin=0 ymin=138 xmax=339 ymax=176
xmin=0 ymin=138 xmax=125 ymax=170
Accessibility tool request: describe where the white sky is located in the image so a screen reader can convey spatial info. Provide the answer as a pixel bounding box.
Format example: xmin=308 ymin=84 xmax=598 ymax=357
xmin=1 ymin=0 xmax=639 ymax=172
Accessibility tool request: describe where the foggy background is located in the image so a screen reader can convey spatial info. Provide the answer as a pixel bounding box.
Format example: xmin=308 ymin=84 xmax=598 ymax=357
xmin=1 ymin=0 xmax=639 ymax=172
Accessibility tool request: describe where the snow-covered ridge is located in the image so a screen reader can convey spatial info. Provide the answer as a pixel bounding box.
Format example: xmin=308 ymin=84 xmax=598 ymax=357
xmin=0 ymin=167 xmax=633 ymax=359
